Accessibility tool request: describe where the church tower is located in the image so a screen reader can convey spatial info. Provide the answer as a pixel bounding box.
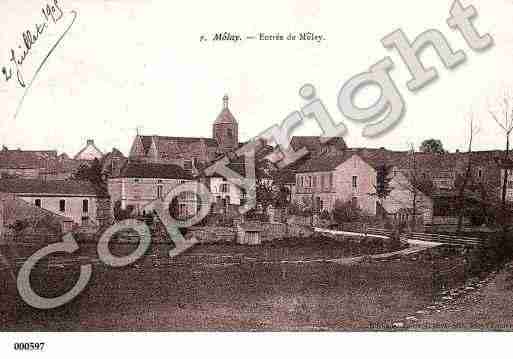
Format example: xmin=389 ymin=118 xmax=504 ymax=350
xmin=213 ymin=94 xmax=239 ymax=153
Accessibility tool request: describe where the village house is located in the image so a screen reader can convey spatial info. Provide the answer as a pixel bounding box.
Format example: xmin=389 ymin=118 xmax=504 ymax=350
xmin=100 ymin=147 xmax=128 ymax=179
xmin=107 ymin=162 xmax=197 ymax=218
xmin=0 ymin=193 xmax=75 ymax=237
xmin=274 ymin=136 xmax=348 ymax=194
xmin=394 ymin=150 xmax=506 ymax=197
xmin=292 ymin=149 xmax=433 ymax=224
xmin=0 ymin=179 xmax=111 ymax=230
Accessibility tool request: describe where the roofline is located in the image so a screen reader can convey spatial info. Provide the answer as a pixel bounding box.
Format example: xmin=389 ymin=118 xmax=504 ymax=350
xmin=8 ymin=192 xmax=102 ymax=198
xmin=73 ymin=142 xmax=104 ymax=160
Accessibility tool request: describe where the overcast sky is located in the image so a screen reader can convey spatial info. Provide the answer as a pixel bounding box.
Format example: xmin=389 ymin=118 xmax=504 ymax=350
xmin=1 ymin=0 xmax=513 ymax=157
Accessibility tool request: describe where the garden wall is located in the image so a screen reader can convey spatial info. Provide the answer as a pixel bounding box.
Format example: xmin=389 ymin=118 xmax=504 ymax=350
xmin=188 ymin=221 xmax=314 ymax=244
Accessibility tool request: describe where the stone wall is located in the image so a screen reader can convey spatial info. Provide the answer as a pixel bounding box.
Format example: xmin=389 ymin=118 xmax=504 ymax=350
xmin=188 ymin=221 xmax=313 ymax=244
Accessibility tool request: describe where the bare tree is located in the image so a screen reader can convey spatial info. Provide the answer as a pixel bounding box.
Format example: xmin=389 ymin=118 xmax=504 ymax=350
xmin=456 ymin=112 xmax=480 ymax=233
xmin=393 ymin=143 xmax=433 ymax=232
xmin=488 ymin=91 xmax=513 ymax=233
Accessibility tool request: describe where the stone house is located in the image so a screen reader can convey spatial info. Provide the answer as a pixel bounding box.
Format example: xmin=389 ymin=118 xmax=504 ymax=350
xmin=292 ymin=149 xmax=433 ymax=223
xmin=0 ymin=179 xmax=110 ymax=230
xmin=274 ymin=136 xmax=348 ymax=198
xmin=394 ymin=150 xmax=506 ymax=199
xmin=0 ymin=193 xmax=75 ymax=237
xmin=107 ymin=162 xmax=197 ymax=218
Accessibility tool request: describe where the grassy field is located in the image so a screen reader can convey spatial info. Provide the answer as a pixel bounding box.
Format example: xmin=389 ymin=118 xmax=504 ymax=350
xmin=188 ymin=236 xmax=401 ymax=261
xmin=0 ymin=238 xmax=469 ymax=331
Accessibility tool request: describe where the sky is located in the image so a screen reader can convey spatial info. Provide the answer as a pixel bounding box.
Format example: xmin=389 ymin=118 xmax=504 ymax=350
xmin=1 ymin=0 xmax=513 ymax=157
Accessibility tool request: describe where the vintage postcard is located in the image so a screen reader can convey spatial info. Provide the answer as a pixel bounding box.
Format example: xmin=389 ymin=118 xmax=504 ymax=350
xmin=0 ymin=0 xmax=512 ymax=356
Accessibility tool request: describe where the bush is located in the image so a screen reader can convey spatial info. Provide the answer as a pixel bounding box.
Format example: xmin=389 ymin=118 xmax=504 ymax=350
xmin=333 ymin=199 xmax=361 ymax=223
xmin=113 ymin=200 xmax=135 ymax=221
xmin=319 ymin=210 xmax=331 ymax=221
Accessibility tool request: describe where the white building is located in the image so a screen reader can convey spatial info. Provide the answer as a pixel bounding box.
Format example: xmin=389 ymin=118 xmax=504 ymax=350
xmin=0 ymin=179 xmax=110 ymax=228
xmin=108 ymin=162 xmax=197 ymax=218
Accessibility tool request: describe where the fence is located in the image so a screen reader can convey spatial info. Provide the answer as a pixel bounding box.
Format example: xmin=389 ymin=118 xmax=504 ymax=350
xmin=366 ymin=227 xmax=486 ymax=247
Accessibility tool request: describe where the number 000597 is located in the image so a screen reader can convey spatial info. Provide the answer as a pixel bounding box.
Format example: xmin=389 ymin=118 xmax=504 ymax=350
xmin=13 ymin=342 xmax=45 ymax=351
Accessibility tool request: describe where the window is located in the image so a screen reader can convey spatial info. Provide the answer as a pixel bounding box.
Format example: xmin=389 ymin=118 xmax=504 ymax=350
xmin=352 ymin=176 xmax=358 ymax=189
xmin=82 ymin=199 xmax=89 ymax=213
xmin=329 ymin=174 xmax=333 ymax=189
xmin=34 ymin=199 xmax=41 ymax=207
xmin=183 ymin=160 xmax=192 ymax=170
xmin=313 ymin=176 xmax=317 ymax=188
xmin=59 ymin=199 xmax=66 ymax=212
xmin=227 ymin=128 xmax=233 ymax=138
xmin=220 ymin=183 xmax=229 ymax=193
xmin=81 ymin=216 xmax=89 ymax=225
xmin=179 ymin=204 xmax=187 ymax=218
xmin=157 ymin=185 xmax=163 ymax=199
xmin=477 ymin=168 xmax=483 ymax=179
xmin=321 ymin=175 xmax=325 ymax=190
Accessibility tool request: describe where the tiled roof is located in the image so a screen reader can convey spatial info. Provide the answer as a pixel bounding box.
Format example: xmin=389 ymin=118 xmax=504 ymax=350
xmin=0 ymin=179 xmax=107 ymax=197
xmin=295 ymin=148 xmax=406 ymax=173
xmin=199 ymin=140 xmax=276 ymax=179
xmin=214 ymin=108 xmax=237 ymax=125
xmin=138 ymin=135 xmax=219 ymax=159
xmin=0 ymin=150 xmax=57 ymax=169
xmin=110 ymin=148 xmax=125 ymax=157
xmin=395 ymin=150 xmax=507 ymax=172
xmin=290 ymin=136 xmax=347 ymax=152
xmin=119 ymin=162 xmax=192 ymax=180
xmin=73 ymin=140 xmax=104 ymax=160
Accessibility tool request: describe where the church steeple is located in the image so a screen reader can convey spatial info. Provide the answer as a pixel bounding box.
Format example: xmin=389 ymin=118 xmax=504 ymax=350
xmin=213 ymin=94 xmax=238 ymax=153
xmin=223 ymin=94 xmax=229 ymax=109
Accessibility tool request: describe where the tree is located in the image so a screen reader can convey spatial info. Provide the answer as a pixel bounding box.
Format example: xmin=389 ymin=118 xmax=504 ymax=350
xmin=370 ymin=164 xmax=394 ymax=218
xmin=332 ymin=199 xmax=361 ymax=224
xmin=273 ymin=185 xmax=291 ymax=209
xmin=420 ymin=139 xmax=445 ymax=154
xmin=394 ymin=144 xmax=433 ymax=231
xmin=456 ymin=112 xmax=479 ymax=233
xmin=113 ymin=200 xmax=134 ymax=221
xmin=74 ymin=158 xmax=104 ymax=185
xmin=488 ymin=91 xmax=513 ymax=234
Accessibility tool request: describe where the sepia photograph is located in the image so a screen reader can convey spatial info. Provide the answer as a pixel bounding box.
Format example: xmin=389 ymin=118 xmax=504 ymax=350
xmin=0 ymin=0 xmax=512 ymax=357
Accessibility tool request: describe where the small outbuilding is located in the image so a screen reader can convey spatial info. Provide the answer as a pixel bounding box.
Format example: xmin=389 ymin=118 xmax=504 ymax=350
xmin=236 ymin=222 xmax=262 ymax=245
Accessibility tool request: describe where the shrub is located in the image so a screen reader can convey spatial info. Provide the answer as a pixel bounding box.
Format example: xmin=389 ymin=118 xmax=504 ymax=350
xmin=319 ymin=210 xmax=331 ymax=221
xmin=113 ymin=200 xmax=135 ymax=221
xmin=332 ymin=199 xmax=361 ymax=223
